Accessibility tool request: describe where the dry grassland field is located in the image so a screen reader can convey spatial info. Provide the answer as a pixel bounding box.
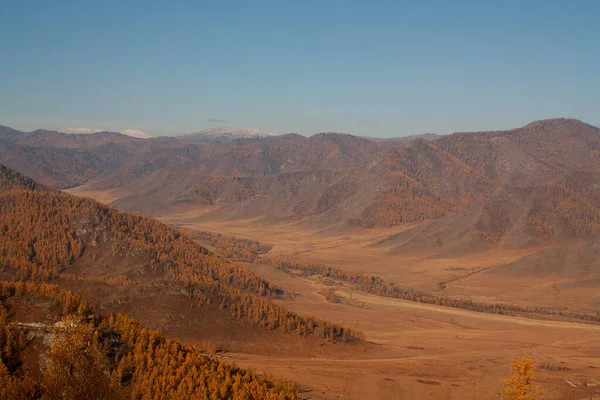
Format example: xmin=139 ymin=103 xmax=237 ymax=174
xmin=56 ymin=193 xmax=600 ymax=400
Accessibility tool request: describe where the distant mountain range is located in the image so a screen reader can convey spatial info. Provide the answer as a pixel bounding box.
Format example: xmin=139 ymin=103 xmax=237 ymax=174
xmin=48 ymin=125 xmax=442 ymax=143
xmin=1 ymin=118 xmax=599 ymax=247
xmin=1 ymin=118 xmax=600 ymax=303
xmin=58 ymin=127 xmax=152 ymax=138
xmin=359 ymin=133 xmax=440 ymax=143
xmin=181 ymin=127 xmax=273 ymax=142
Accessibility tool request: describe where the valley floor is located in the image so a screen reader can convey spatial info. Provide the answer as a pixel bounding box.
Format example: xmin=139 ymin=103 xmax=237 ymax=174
xmin=154 ymin=210 xmax=600 ymax=399
xmin=60 ymin=192 xmax=600 ymax=399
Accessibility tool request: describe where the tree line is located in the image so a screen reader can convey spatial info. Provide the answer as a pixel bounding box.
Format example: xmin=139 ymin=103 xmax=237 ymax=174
xmin=266 ymin=257 xmax=600 ymax=324
xmin=0 ymin=166 xmax=364 ymax=343
xmin=0 ymin=281 xmax=300 ymax=399
xmin=177 ymin=228 xmax=600 ymax=325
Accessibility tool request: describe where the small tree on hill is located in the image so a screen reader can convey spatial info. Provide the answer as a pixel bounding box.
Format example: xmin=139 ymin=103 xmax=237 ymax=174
xmin=503 ymin=357 xmax=543 ymax=400
xmin=42 ymin=318 xmax=113 ymax=400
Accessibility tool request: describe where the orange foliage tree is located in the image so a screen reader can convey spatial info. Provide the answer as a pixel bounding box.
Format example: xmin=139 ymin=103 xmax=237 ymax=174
xmin=503 ymin=357 xmax=543 ymax=400
xmin=42 ymin=319 xmax=114 ymax=400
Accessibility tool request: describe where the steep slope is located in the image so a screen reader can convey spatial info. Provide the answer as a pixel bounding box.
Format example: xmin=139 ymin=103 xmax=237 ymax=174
xmin=371 ymin=168 xmax=600 ymax=312
xmin=378 ymin=170 xmax=600 ymax=255
xmin=351 ymin=138 xmax=494 ymax=227
xmin=2 ymin=128 xmax=138 ymax=149
xmin=1 ymin=118 xmax=599 ymax=229
xmin=0 ymin=128 xmax=143 ymax=188
xmin=0 ymin=163 xmax=42 ymax=191
xmin=350 ymin=119 xmax=600 ymax=227
xmin=83 ymin=132 xmax=390 ymax=223
xmin=0 ymin=125 xmax=24 ymax=141
xmin=0 ymin=281 xmax=299 ymax=399
xmin=0 ymin=164 xmax=363 ymax=347
xmin=67 ymin=118 xmax=600 ymax=228
xmin=434 ymin=118 xmax=600 ymax=187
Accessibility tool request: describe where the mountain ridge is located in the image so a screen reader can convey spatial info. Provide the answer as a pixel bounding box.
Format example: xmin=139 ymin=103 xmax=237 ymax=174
xmin=1 ymin=118 xmax=598 ymax=238
xmin=58 ymin=128 xmax=152 ymax=138
xmin=182 ymin=127 xmax=273 ymax=142
xmin=0 ymin=163 xmax=363 ymax=344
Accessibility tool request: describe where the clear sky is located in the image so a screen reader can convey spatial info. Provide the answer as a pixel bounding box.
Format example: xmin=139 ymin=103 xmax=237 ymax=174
xmin=1 ymin=0 xmax=599 ymax=137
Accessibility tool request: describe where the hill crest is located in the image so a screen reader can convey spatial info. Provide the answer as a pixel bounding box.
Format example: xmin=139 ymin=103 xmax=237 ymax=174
xmin=1 ymin=118 xmax=598 ymax=231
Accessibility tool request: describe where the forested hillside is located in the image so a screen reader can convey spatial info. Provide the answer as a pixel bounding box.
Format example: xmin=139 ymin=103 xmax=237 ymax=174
xmin=0 ymin=165 xmax=363 ymax=343
xmin=0 ymin=281 xmax=299 ymax=399
xmin=2 ymin=119 xmax=599 ymax=233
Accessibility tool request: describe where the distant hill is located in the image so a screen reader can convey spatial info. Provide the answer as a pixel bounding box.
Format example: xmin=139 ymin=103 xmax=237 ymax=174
xmin=353 ymin=118 xmax=600 ymax=228
xmin=0 ymin=127 xmax=146 ymax=187
xmin=181 ymin=127 xmax=272 ymax=142
xmin=377 ymin=171 xmax=600 ymax=256
xmin=359 ymin=132 xmax=440 ymax=143
xmin=1 ymin=118 xmax=599 ymax=234
xmin=0 ymin=163 xmax=362 ymax=345
xmin=58 ymin=127 xmax=152 ymax=138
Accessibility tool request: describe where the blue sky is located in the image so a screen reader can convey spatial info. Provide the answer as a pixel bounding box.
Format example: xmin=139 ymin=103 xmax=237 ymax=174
xmin=1 ymin=0 xmax=599 ymax=137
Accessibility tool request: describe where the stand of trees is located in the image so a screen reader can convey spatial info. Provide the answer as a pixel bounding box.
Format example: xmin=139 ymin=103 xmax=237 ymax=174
xmin=177 ymin=228 xmax=600 ymax=325
xmin=0 ymin=281 xmax=300 ymax=399
xmin=266 ymin=257 xmax=600 ymax=324
xmin=0 ymin=165 xmax=364 ymax=343
xmin=188 ymin=230 xmax=273 ymax=262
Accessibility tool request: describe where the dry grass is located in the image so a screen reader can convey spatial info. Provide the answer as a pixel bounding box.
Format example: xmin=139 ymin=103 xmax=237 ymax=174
xmin=60 ymin=192 xmax=600 ymax=399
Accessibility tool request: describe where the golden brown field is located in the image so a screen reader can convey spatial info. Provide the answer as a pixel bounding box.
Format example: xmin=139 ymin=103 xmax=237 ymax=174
xmin=138 ymin=208 xmax=599 ymax=399
xmin=59 ymin=187 xmax=600 ymax=399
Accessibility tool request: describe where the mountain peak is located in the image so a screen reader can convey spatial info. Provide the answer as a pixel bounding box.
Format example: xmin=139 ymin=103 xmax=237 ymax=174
xmin=58 ymin=128 xmax=151 ymax=138
xmin=182 ymin=127 xmax=272 ymax=142
xmin=119 ymin=129 xmax=152 ymax=139
xmin=520 ymin=118 xmax=591 ymax=130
